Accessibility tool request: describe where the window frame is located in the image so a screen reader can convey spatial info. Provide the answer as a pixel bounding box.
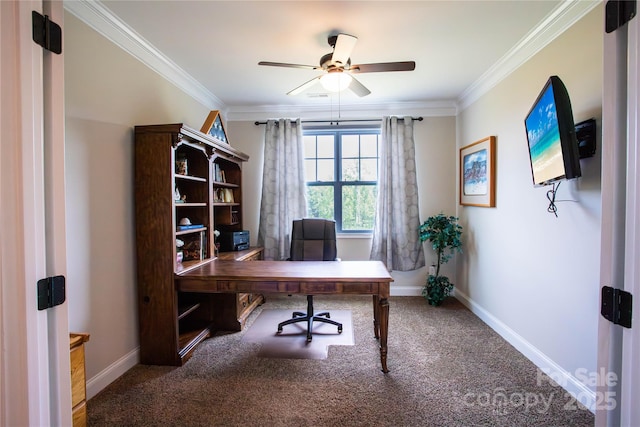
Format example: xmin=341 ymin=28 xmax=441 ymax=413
xmin=303 ymin=126 xmax=380 ymax=234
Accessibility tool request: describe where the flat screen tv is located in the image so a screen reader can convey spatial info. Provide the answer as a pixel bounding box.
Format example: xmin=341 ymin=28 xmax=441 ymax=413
xmin=524 ymin=75 xmax=581 ymax=186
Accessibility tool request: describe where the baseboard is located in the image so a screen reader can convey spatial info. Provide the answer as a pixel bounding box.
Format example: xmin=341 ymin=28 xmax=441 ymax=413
xmin=390 ymin=284 xmax=422 ymax=296
xmin=453 ymin=288 xmax=596 ymax=413
xmin=86 ymin=346 xmax=140 ymax=400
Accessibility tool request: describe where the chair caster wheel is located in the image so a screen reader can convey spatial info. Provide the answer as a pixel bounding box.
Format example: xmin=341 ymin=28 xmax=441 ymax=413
xmin=338 ymin=327 xmax=343 ymax=333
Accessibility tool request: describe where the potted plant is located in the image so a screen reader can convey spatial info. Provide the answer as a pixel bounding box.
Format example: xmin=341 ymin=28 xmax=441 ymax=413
xmin=418 ymin=213 xmax=463 ymax=306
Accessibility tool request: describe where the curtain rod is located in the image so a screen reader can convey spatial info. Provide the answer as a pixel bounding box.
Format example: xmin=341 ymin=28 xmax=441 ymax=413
xmin=254 ymin=117 xmax=423 ymax=126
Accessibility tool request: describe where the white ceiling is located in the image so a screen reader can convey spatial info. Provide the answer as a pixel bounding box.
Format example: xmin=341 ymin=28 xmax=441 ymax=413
xmin=66 ymin=1 xmax=598 ymax=118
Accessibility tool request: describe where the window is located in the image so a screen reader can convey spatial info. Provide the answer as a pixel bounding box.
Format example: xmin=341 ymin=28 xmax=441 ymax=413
xmin=303 ymin=128 xmax=380 ymax=233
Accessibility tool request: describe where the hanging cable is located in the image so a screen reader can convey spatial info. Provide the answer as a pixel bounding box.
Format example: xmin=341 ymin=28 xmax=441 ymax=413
xmin=546 ymin=181 xmax=560 ymax=217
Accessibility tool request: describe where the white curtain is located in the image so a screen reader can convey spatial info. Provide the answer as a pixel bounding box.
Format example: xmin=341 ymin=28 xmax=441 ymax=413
xmin=257 ymin=119 xmax=307 ymax=260
xmin=370 ymin=116 xmax=425 ymax=271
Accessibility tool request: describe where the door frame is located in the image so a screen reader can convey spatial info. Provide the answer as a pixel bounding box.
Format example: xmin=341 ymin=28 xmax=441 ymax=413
xmin=596 ymin=4 xmax=639 ymax=426
xmin=0 ymin=0 xmax=70 ymax=425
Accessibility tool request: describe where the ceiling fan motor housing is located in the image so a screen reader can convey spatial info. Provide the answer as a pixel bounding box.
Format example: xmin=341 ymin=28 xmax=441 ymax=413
xmin=320 ymin=52 xmax=350 ymax=70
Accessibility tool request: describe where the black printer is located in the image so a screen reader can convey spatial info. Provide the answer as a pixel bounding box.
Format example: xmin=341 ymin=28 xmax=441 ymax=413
xmin=219 ymin=230 xmax=250 ymax=251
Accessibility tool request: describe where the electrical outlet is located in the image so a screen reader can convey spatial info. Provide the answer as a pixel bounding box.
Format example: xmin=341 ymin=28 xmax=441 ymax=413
xmin=428 ymin=265 xmax=436 ymax=275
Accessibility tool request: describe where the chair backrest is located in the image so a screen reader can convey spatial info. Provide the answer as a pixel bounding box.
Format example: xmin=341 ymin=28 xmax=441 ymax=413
xmin=290 ymin=218 xmax=337 ymax=261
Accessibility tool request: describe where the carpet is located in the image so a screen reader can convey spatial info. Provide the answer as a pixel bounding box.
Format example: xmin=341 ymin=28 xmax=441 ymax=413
xmin=241 ymin=308 xmax=354 ymax=359
xmin=88 ymin=295 xmax=595 ymax=426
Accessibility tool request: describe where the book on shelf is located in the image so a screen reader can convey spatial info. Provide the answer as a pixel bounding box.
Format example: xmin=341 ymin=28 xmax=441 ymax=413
xmin=177 ymin=224 xmax=204 ymax=231
xmin=214 ymin=163 xmax=223 ymax=182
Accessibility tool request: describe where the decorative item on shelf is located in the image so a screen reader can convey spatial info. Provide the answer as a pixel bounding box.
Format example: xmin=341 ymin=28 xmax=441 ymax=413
xmin=214 ymin=188 xmax=223 ymax=203
xmin=175 ymin=153 xmax=188 ymax=175
xmin=418 ymin=213 xmax=463 ymax=306
xmin=182 ymin=239 xmax=202 ymax=261
xmin=177 ymin=217 xmax=203 ymax=231
xmin=214 ymin=229 xmax=221 ymax=256
xmin=174 ymin=186 xmax=183 ymax=203
xmin=200 ymin=110 xmax=229 ymax=144
xmin=223 ymin=189 xmax=234 ymax=203
xmin=176 ymin=239 xmax=184 ymax=263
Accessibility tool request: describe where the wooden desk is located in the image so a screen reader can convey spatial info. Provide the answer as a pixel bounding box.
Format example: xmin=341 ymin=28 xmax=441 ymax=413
xmin=176 ymin=260 xmax=394 ymax=372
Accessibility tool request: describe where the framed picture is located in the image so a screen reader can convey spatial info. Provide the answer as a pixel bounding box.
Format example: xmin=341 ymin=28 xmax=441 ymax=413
xmin=460 ymin=136 xmax=496 ymax=207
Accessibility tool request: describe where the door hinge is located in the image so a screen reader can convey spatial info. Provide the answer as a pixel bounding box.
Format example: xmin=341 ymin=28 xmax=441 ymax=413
xmin=32 ymin=11 xmax=62 ymax=54
xmin=37 ymin=275 xmax=66 ymax=310
xmin=605 ymin=0 xmax=637 ymax=33
xmin=601 ymin=286 xmax=632 ymax=328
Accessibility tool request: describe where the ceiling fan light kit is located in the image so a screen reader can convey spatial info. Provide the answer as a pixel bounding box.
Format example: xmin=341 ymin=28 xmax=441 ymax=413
xmin=259 ymin=33 xmax=415 ymax=97
xmin=320 ymin=72 xmax=352 ymax=92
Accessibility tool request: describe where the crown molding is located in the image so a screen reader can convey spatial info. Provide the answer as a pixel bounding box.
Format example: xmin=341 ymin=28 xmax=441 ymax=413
xmin=64 ymin=0 xmax=226 ymax=112
xmin=458 ymin=0 xmax=600 ymax=111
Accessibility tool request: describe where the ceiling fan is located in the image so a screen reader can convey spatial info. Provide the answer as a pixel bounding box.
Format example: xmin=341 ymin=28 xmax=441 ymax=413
xmin=258 ymin=33 xmax=415 ymax=97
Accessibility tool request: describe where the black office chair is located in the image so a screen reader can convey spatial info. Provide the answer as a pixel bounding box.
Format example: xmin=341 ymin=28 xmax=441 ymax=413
xmin=277 ymin=218 xmax=343 ymax=342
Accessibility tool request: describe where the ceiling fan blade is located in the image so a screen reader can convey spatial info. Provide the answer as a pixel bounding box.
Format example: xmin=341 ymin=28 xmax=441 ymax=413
xmin=259 ymin=61 xmax=319 ymax=70
xmin=287 ymin=76 xmax=322 ymax=95
xmin=331 ymin=34 xmax=358 ymax=66
xmin=348 ymin=75 xmax=371 ymax=97
xmin=349 ymin=61 xmax=416 ymax=73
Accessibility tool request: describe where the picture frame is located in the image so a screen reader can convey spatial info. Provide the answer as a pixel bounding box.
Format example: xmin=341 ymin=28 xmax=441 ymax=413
xmin=460 ymin=136 xmax=496 ymax=207
xmin=200 ymin=110 xmax=229 ymax=144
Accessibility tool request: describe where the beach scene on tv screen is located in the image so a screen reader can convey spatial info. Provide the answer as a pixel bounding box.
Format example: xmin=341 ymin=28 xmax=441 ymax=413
xmin=526 ymin=85 xmax=565 ymax=184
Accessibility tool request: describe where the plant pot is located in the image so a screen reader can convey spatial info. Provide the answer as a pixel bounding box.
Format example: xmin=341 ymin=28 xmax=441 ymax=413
xmin=422 ymin=275 xmax=453 ymax=306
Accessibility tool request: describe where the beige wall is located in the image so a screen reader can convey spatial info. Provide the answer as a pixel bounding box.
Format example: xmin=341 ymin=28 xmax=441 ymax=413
xmin=456 ymin=4 xmax=603 ymax=398
xmin=64 ymin=12 xmax=211 ymax=395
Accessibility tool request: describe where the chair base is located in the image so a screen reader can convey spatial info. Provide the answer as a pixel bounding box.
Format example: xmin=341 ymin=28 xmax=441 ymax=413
xmin=277 ymin=295 xmax=343 ymax=342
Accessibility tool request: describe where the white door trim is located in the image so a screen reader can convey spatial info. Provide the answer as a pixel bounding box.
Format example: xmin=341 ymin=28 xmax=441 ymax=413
xmin=42 ymin=0 xmax=72 ymax=424
xmin=620 ymin=12 xmax=640 ymax=426
xmin=0 ymin=0 xmax=69 ymax=425
xmin=596 ymin=7 xmax=640 ymax=427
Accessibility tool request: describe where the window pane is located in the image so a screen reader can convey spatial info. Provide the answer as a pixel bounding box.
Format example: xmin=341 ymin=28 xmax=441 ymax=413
xmin=360 ymin=134 xmax=378 ymax=157
xmin=342 ymin=185 xmax=377 ymax=230
xmin=342 ymin=135 xmax=359 ymax=158
xmin=341 ymin=159 xmax=359 ymax=181
xmin=304 ymin=159 xmax=316 ymax=181
xmin=303 ymin=136 xmax=316 ymax=157
xmin=361 ymin=159 xmax=377 ymax=181
xmin=317 ymin=159 xmax=334 ymax=181
xmin=307 ymin=186 xmax=334 ymax=220
xmin=317 ymin=135 xmax=334 ymax=158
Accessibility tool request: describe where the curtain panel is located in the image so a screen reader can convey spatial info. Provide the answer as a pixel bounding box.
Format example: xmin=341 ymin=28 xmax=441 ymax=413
xmin=257 ymin=119 xmax=307 ymax=260
xmin=370 ymin=116 xmax=425 ymax=271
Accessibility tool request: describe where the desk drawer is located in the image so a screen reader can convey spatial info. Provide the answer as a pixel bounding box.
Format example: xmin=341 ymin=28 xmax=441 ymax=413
xmin=237 ymin=293 xmax=249 ymax=313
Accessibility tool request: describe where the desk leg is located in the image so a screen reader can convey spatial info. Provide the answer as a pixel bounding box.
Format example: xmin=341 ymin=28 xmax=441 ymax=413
xmin=378 ymin=297 xmax=389 ymax=373
xmin=372 ymin=295 xmax=380 ymax=339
